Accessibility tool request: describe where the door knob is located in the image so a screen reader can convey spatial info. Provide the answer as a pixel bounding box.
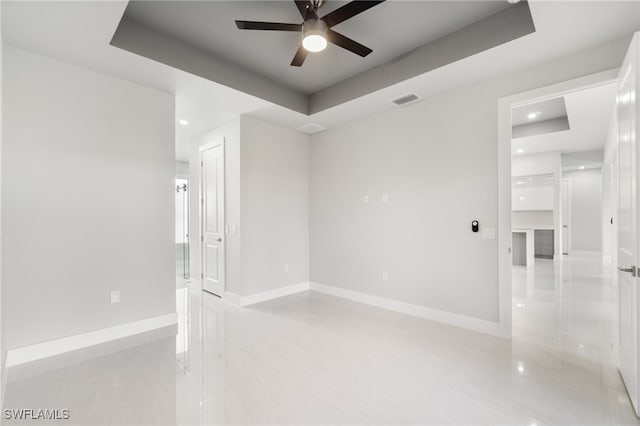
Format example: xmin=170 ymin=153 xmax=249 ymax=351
xmin=216 ymin=238 xmax=222 ymax=242
xmin=618 ymin=266 xmax=637 ymax=276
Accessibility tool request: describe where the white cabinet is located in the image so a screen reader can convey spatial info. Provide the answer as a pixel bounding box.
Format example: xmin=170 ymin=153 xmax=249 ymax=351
xmin=512 ymin=175 xmax=555 ymax=211
xmin=512 ymin=186 xmax=554 ymax=210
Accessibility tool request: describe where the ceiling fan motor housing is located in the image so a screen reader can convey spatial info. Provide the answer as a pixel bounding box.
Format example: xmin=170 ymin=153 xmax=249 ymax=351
xmin=303 ymin=19 xmax=328 ymax=39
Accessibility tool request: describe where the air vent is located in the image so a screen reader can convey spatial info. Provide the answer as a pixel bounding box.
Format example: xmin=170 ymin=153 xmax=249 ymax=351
xmin=297 ymin=123 xmax=326 ymax=135
xmin=390 ymin=93 xmax=421 ymax=107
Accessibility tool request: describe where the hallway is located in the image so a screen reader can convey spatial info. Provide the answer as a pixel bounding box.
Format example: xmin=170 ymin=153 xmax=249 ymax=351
xmin=512 ymin=256 xmax=636 ymax=424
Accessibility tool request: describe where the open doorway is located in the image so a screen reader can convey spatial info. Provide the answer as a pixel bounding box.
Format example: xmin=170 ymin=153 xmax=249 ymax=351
xmin=507 ymin=79 xmax=617 ymax=333
xmin=496 ymin=65 xmax=640 ymax=412
xmin=176 ymin=177 xmax=190 ymax=286
xmin=498 ymin=69 xmax=619 ymax=336
xmin=510 ymin=79 xmax=617 ymax=338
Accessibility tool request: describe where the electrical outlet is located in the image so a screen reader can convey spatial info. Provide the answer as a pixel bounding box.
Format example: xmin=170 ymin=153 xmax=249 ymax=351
xmin=284 ymin=263 xmax=290 ymax=273
xmin=363 ymin=195 xmax=369 ymax=204
xmin=110 ymin=290 xmax=120 ymax=304
xmin=382 ymin=271 xmax=389 ymax=281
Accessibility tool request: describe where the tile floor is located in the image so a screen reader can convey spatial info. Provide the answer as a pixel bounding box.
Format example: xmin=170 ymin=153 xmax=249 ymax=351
xmin=3 ymin=256 xmax=638 ymax=425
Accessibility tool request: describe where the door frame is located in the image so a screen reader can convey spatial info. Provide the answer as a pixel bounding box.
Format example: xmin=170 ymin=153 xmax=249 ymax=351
xmin=560 ymin=178 xmax=572 ymax=255
xmin=497 ymin=68 xmax=619 ymax=338
xmin=199 ymin=138 xmax=226 ymax=295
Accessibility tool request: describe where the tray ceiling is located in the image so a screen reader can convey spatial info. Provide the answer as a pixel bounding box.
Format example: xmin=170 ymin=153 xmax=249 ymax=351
xmin=111 ymin=0 xmax=535 ymax=114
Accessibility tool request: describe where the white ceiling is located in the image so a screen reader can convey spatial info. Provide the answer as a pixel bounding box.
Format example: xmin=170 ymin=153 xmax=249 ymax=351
xmin=2 ymin=1 xmax=639 ymax=162
xmin=512 ymin=97 xmax=567 ymax=127
xmin=511 ymin=82 xmax=618 ymax=156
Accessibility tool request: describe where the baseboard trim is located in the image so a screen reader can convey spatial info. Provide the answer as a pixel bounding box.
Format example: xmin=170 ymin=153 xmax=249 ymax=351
xmin=223 ymin=291 xmax=242 ymax=306
xmin=5 ymin=313 xmax=178 ymax=368
xmin=240 ymin=282 xmax=310 ymax=307
xmin=310 ymin=282 xmax=505 ymax=338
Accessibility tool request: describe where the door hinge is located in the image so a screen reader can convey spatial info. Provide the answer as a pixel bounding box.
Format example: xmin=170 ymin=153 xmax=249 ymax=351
xmin=201 ymin=235 xmax=204 ymax=242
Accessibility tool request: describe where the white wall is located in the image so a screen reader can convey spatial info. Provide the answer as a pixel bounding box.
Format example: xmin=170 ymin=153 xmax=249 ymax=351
xmin=602 ymin=163 xmax=613 ymax=259
xmin=2 ymin=46 xmax=175 ymax=350
xmin=512 ymin=152 xmax=561 ymax=176
xmin=604 ymin=111 xmax=618 ymax=265
xmin=564 ymin=169 xmax=603 ymax=253
xmin=0 ymin=2 xmax=4 ymax=402
xmin=176 ymin=160 xmax=189 ymax=177
xmin=190 ymin=116 xmax=309 ymax=298
xmin=239 ymin=116 xmax=309 ymax=296
xmin=310 ymin=38 xmax=628 ymax=324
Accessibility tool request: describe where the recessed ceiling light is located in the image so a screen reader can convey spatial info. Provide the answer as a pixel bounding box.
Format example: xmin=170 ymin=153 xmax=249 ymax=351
xmin=579 ymin=166 xmax=585 ymax=170
xmin=516 ymin=148 xmax=525 ymax=154
xmin=527 ymin=111 xmax=541 ymax=120
xmin=508 ymin=0 xmax=521 ymax=4
xmin=517 ymin=181 xmax=525 ymax=185
xmin=178 ymin=119 xmax=189 ymax=126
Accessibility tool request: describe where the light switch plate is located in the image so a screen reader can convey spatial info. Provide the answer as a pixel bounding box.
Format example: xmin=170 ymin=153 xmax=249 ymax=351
xmin=111 ymin=290 xmax=120 ymax=304
xmin=482 ymin=227 xmax=496 ymax=239
xmin=363 ymin=195 xmax=369 ymax=204
xmin=382 ymin=271 xmax=389 ymax=281
xmin=382 ymin=193 xmax=389 ymax=204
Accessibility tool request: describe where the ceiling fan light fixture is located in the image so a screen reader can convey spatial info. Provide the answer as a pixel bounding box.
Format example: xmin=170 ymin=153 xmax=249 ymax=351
xmin=302 ymin=19 xmax=327 ymax=52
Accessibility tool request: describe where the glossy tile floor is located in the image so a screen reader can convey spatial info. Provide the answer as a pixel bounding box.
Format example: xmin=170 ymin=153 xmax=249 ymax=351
xmin=3 ymin=256 xmax=639 ymax=425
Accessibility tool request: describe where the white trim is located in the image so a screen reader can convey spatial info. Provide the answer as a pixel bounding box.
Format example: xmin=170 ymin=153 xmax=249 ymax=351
xmin=569 ymin=250 xmax=603 ymax=257
xmin=310 ymin=282 xmax=505 ymax=338
xmin=223 ymin=291 xmax=242 ymax=306
xmin=561 ymin=178 xmax=572 ymax=255
xmin=5 ymin=313 xmax=177 ymax=368
xmin=498 ymin=68 xmax=619 ymax=340
xmin=239 ymin=282 xmax=310 ymax=307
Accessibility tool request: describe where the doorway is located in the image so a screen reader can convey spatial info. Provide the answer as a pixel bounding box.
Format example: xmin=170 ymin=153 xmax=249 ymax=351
xmin=200 ymin=140 xmax=226 ymax=297
xmin=497 ymin=68 xmax=619 ymax=337
xmin=176 ymin=177 xmax=190 ymax=285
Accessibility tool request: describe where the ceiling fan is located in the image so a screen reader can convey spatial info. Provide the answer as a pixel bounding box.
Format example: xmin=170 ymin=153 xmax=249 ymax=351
xmin=235 ymin=0 xmax=385 ymax=67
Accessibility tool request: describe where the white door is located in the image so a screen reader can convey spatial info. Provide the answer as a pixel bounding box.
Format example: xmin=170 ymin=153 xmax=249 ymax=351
xmin=561 ymin=179 xmax=569 ymax=255
xmin=200 ymin=141 xmax=225 ymax=296
xmin=618 ymin=33 xmax=640 ymax=416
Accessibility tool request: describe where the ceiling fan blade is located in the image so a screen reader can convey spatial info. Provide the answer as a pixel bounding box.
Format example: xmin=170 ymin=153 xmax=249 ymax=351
xmin=327 ymin=29 xmax=372 ymax=57
xmin=290 ymin=45 xmax=308 ymax=67
xmin=321 ymin=1 xmax=385 ymax=28
xmin=235 ymin=21 xmax=301 ymax=31
xmin=294 ymin=0 xmax=311 ymax=18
